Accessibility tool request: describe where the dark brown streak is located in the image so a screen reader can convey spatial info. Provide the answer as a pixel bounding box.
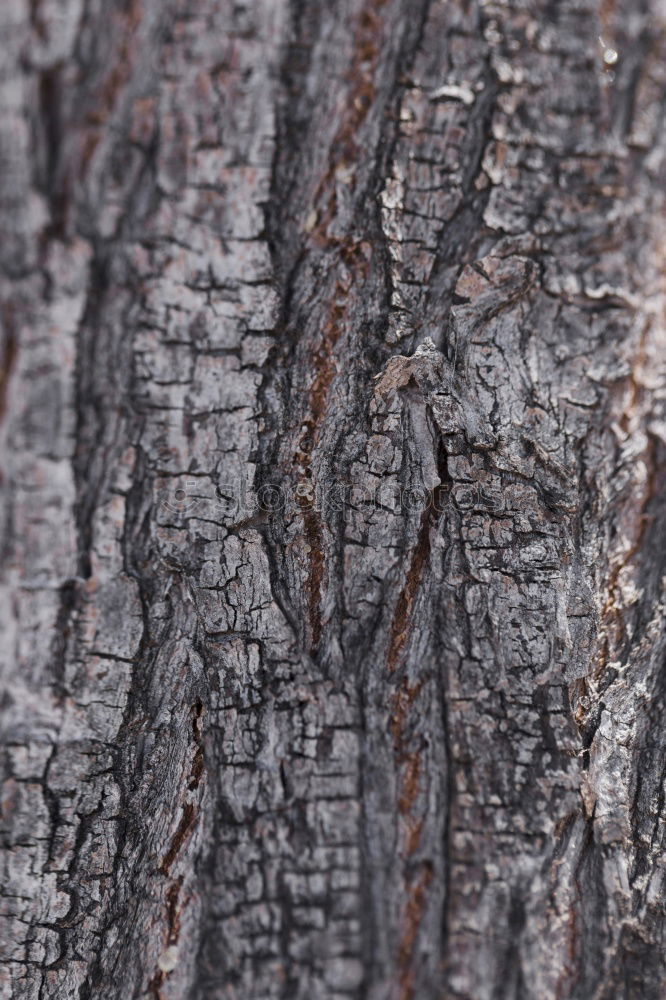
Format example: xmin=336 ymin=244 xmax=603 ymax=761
xmin=291 ymin=0 xmax=391 ymax=654
xmin=0 ymin=315 xmax=17 ymax=426
xmin=386 ymin=473 xmax=447 ymax=999
xmin=159 ymin=803 xmax=196 ymax=876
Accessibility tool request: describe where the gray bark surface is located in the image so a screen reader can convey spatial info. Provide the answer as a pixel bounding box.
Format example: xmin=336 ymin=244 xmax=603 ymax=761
xmin=1 ymin=1 xmax=666 ymax=998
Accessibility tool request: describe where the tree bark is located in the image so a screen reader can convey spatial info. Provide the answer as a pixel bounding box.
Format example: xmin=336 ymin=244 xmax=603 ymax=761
xmin=2 ymin=1 xmax=666 ymax=998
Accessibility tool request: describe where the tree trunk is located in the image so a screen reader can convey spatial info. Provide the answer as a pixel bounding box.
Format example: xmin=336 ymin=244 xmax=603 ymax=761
xmin=2 ymin=1 xmax=666 ymax=997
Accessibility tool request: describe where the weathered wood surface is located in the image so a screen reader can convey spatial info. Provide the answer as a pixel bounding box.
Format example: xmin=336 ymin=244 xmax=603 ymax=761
xmin=1 ymin=1 xmax=666 ymax=997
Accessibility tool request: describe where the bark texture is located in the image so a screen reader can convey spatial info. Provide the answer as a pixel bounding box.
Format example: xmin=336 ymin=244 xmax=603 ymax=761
xmin=2 ymin=1 xmax=666 ymax=998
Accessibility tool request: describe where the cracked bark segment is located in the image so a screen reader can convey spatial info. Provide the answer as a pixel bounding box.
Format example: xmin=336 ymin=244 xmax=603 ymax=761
xmin=379 ymin=0 xmax=495 ymax=348
xmin=2 ymin=1 xmax=666 ymax=999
